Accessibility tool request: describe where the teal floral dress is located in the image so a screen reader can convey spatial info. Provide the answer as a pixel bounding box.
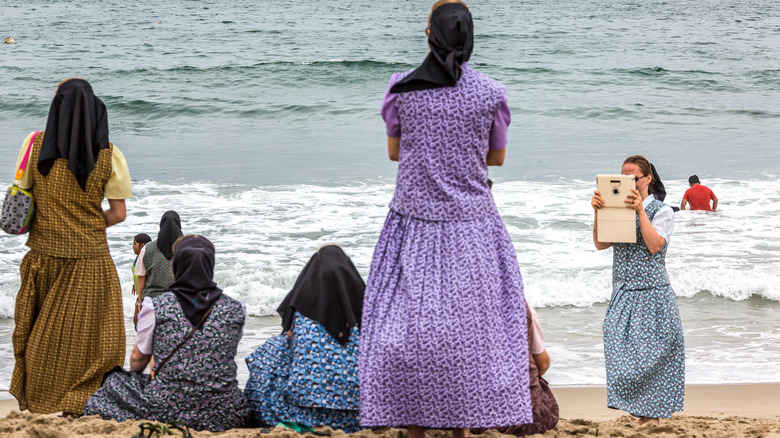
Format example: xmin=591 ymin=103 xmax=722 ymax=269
xmin=244 ymin=313 xmax=360 ymax=432
xmin=603 ymin=198 xmax=685 ymax=418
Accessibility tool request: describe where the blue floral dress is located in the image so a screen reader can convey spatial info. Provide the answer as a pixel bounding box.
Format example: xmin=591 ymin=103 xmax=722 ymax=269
xmin=603 ymin=198 xmax=685 ymax=418
xmin=244 ymin=313 xmax=360 ymax=432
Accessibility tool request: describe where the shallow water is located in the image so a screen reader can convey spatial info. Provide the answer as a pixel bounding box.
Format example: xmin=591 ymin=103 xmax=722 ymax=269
xmin=1 ymin=0 xmax=779 ymax=388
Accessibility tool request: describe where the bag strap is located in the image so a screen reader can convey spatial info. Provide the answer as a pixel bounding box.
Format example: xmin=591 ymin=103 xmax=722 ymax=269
xmin=15 ymin=131 xmax=41 ymax=184
xmin=153 ymin=299 xmax=218 ymax=376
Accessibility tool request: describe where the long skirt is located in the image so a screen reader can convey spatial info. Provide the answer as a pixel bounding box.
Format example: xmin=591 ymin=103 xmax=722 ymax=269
xmin=603 ymin=284 xmax=685 ymax=418
xmin=84 ymin=367 xmax=249 ymax=432
xmin=359 ymin=210 xmax=532 ymax=428
xmin=11 ymin=250 xmax=125 ymax=414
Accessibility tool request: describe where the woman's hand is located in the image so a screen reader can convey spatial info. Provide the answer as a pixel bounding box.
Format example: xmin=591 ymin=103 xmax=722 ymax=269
xmin=591 ymin=190 xmax=605 ymax=210
xmin=592 ymin=190 xmax=612 ymax=250
xmin=625 ymin=189 xmax=643 ymax=213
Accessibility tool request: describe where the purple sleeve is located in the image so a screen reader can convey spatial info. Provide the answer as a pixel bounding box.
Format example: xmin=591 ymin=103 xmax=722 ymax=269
xmin=489 ymin=93 xmax=511 ymax=150
xmin=381 ymin=73 xmax=402 ymax=137
xmin=136 ymin=297 xmax=155 ymax=355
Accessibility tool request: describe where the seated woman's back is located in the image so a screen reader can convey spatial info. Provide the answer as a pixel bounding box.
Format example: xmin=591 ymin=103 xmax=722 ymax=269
xmin=84 ymin=235 xmax=248 ymax=432
xmin=151 ymin=292 xmax=243 ymax=390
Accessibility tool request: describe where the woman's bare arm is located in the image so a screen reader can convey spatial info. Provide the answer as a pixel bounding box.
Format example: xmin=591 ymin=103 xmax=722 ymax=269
xmin=104 ymin=199 xmax=126 ymax=227
xmin=387 ymin=137 xmax=400 ymax=161
xmin=625 ymin=189 xmax=665 ymax=254
xmin=486 ymin=148 xmax=506 ymax=166
xmin=533 ymin=350 xmax=551 ymax=376
xmin=129 ymin=344 xmax=152 ymax=373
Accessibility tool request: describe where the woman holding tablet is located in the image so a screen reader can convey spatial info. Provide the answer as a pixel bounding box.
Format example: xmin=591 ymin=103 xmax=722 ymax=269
xmin=590 ymin=155 xmax=685 ymax=425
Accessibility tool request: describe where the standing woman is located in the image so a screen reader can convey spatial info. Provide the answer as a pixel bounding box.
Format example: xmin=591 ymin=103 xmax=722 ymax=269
xmin=134 ymin=210 xmax=182 ymax=321
xmin=591 ymin=155 xmax=685 ymax=425
xmin=11 ymin=78 xmax=131 ymax=415
xmin=360 ymin=2 xmax=532 ymax=437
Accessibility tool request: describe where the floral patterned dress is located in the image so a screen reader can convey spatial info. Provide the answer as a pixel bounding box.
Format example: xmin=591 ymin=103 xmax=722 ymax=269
xmin=244 ymin=313 xmax=360 ymax=432
xmin=83 ymin=293 xmax=249 ymax=431
xmin=603 ymin=198 xmax=685 ymax=418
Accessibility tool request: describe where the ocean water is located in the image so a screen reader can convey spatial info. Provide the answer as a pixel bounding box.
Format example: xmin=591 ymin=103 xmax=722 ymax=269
xmin=1 ymin=0 xmax=779 ymax=391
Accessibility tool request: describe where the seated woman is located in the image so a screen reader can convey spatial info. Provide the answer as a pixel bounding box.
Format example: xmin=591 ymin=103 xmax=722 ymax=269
xmin=244 ymin=245 xmax=364 ymax=433
xmin=472 ymin=299 xmax=559 ymax=437
xmin=84 ymin=235 xmax=249 ymax=432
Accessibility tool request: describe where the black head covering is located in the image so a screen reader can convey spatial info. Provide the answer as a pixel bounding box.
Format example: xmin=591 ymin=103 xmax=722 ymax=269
xmin=38 ymin=79 xmax=110 ymax=191
xmin=167 ymin=236 xmax=223 ymax=328
xmin=277 ymin=245 xmax=365 ymax=345
xmin=649 ymin=163 xmax=667 ymax=202
xmin=157 ymin=211 xmax=183 ymax=260
xmin=390 ymin=3 xmax=474 ymax=93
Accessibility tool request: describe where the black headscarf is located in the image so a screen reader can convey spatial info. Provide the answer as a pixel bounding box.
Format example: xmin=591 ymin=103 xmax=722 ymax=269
xmin=38 ymin=79 xmax=110 ymax=191
xmin=157 ymin=211 xmax=183 ymax=260
xmin=167 ymin=236 xmax=223 ymax=328
xmin=277 ymin=245 xmax=365 ymax=345
xmin=649 ymin=163 xmax=667 ymax=202
xmin=390 ymin=3 xmax=474 ymax=93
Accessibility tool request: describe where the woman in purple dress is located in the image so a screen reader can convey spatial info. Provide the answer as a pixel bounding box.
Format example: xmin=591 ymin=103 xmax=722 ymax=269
xmin=359 ymin=2 xmax=532 ymax=437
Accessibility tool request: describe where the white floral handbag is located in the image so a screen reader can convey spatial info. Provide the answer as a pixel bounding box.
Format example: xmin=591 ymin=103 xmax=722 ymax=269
xmin=1 ymin=131 xmax=41 ymax=234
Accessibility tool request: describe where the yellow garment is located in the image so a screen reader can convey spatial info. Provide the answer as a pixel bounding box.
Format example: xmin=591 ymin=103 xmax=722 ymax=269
xmin=15 ymin=131 xmax=132 ymax=199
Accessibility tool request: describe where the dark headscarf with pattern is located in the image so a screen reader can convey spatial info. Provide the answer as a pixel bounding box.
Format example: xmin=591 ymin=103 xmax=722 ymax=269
xmin=38 ymin=79 xmax=110 ymax=191
xmin=157 ymin=211 xmax=183 ymax=260
xmin=167 ymin=236 xmax=223 ymax=328
xmin=277 ymin=245 xmax=365 ymax=345
xmin=390 ymin=3 xmax=474 ymax=93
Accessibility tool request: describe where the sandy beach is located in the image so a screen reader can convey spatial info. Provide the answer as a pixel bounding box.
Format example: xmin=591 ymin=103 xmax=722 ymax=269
xmin=2 ymin=384 xmax=779 ymax=437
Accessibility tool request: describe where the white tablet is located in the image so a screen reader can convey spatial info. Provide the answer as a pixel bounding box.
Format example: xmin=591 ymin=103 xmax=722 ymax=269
xmin=596 ymin=174 xmax=637 ymax=243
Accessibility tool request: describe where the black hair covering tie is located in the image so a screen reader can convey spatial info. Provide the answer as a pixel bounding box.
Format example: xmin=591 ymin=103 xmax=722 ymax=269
xmin=649 ymin=163 xmax=667 ymax=202
xmin=277 ymin=245 xmax=365 ymax=345
xmin=167 ymin=236 xmax=223 ymax=328
xmin=390 ymin=3 xmax=474 ymax=93
xmin=38 ymin=79 xmax=110 ymax=191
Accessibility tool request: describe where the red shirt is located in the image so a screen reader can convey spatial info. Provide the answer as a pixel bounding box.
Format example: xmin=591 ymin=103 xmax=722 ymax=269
xmin=683 ymin=184 xmax=716 ymax=210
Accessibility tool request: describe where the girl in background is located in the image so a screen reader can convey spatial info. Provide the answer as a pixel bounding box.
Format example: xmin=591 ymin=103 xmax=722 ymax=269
xmin=591 ymin=155 xmax=685 ymax=425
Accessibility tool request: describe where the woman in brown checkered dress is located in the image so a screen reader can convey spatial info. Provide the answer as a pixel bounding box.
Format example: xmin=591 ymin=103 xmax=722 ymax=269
xmin=11 ymin=78 xmax=132 ymax=415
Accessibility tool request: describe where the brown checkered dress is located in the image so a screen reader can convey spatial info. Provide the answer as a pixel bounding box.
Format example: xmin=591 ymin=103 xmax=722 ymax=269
xmin=11 ymin=132 xmax=125 ymax=414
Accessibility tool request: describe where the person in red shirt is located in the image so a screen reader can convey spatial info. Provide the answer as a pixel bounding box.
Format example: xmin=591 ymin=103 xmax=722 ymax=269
xmin=681 ymin=175 xmax=718 ymax=211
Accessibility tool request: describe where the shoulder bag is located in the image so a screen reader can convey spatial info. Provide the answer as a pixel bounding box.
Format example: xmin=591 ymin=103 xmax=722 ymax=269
xmin=1 ymin=131 xmax=41 ymax=234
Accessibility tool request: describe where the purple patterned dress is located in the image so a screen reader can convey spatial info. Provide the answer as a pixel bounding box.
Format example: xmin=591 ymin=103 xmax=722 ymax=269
xmin=83 ymin=293 xmax=250 ymax=431
xmin=359 ymin=64 xmax=533 ymax=429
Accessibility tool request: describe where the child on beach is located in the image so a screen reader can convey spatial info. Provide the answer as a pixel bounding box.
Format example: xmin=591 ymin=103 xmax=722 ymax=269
xmin=591 ymin=155 xmax=685 ymax=426
xmin=133 ymin=211 xmax=183 ymax=324
xmin=244 ymin=245 xmax=364 ymax=432
xmin=359 ymin=1 xmax=533 ymax=437
xmin=131 ymin=233 xmax=151 ymax=297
